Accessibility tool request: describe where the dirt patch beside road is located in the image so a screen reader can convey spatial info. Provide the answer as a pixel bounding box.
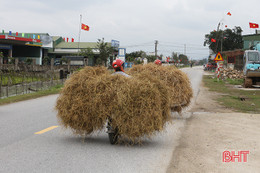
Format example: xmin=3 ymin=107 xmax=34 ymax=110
xmin=166 ymin=83 xmax=260 ymax=173
xmin=191 ymin=84 xmax=233 ymax=113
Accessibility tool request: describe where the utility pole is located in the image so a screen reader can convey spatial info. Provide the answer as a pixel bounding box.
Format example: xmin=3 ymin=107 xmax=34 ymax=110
xmin=215 ymin=22 xmax=221 ymax=53
xmin=155 ymin=40 xmax=158 ymax=58
xmin=221 ymin=30 xmax=223 ymax=53
xmin=77 ymin=14 xmax=82 ymax=56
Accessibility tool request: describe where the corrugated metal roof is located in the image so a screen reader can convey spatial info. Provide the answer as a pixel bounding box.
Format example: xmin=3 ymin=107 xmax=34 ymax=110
xmin=55 ymin=42 xmax=98 ymax=49
xmin=55 ymin=42 xmax=112 ymax=49
xmin=52 ymin=36 xmax=61 ymax=42
xmin=243 ymin=34 xmax=260 ymax=41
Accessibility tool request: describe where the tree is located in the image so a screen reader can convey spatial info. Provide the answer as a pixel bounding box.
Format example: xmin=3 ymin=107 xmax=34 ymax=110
xmin=171 ymin=52 xmax=178 ymax=63
xmin=146 ymin=55 xmax=156 ymax=62
xmin=204 ymin=26 xmax=243 ymax=53
xmin=80 ymin=48 xmax=94 ymax=57
xmin=96 ymin=38 xmax=113 ymax=66
xmin=198 ymin=58 xmax=207 ymax=65
xmin=179 ymin=54 xmax=189 ymax=65
xmin=126 ymin=51 xmax=145 ymax=62
xmin=80 ymin=48 xmax=95 ymax=66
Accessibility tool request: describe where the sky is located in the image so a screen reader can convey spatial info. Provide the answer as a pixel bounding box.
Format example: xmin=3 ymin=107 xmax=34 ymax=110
xmin=0 ymin=0 xmax=260 ymax=60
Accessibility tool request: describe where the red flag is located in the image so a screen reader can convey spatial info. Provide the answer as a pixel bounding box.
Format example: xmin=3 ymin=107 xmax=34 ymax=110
xmin=63 ymin=38 xmax=65 ymax=41
xmin=225 ymin=25 xmax=227 ymax=28
xmin=249 ymin=22 xmax=259 ymax=28
xmin=66 ymin=38 xmax=69 ymax=42
xmin=71 ymin=38 xmax=74 ymax=42
xmin=211 ymin=38 xmax=216 ymax=43
xmin=227 ymin=12 xmax=231 ymax=16
xmin=16 ymin=32 xmax=18 ymax=36
xmin=81 ymin=23 xmax=89 ymax=31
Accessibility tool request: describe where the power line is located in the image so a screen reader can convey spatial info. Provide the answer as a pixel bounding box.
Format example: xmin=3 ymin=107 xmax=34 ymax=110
xmin=121 ymin=41 xmax=154 ymax=48
xmin=160 ymin=41 xmax=205 ymax=47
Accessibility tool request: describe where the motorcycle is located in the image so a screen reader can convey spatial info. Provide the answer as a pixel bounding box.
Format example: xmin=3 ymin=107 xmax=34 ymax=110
xmin=106 ymin=117 xmax=119 ymax=144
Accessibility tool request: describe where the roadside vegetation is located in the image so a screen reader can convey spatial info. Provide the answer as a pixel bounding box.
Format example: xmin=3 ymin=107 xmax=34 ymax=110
xmin=1 ymin=75 xmax=43 ymax=86
xmin=203 ymin=75 xmax=260 ymax=113
xmin=0 ymin=84 xmax=63 ymax=105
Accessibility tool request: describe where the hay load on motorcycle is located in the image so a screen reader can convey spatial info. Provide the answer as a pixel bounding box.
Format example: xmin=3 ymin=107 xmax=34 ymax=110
xmin=55 ymin=63 xmax=193 ymax=144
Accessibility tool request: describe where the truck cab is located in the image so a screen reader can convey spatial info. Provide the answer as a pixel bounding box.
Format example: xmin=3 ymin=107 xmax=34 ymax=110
xmin=243 ymin=50 xmax=260 ymax=87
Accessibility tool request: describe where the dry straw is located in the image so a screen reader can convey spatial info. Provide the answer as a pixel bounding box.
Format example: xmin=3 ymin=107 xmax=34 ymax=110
xmin=127 ymin=63 xmax=193 ymax=112
xmin=55 ymin=66 xmax=172 ymax=143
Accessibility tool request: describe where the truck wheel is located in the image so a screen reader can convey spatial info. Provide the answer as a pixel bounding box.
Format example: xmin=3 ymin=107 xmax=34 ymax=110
xmin=244 ymin=78 xmax=253 ymax=88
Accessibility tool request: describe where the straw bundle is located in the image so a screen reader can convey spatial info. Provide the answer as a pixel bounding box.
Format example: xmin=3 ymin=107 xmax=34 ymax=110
xmin=127 ymin=63 xmax=193 ymax=112
xmin=55 ymin=66 xmax=110 ymax=135
xmin=56 ymin=66 xmax=171 ymax=142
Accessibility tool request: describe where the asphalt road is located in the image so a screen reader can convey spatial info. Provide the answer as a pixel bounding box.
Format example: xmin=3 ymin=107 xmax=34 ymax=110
xmin=0 ymin=66 xmax=203 ymax=173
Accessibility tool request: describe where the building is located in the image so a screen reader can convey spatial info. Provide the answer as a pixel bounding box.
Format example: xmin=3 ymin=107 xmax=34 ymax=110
xmin=0 ymin=31 xmax=119 ymax=66
xmin=0 ymin=32 xmax=47 ymax=65
xmin=243 ymin=33 xmax=260 ymax=49
xmin=48 ymin=36 xmax=112 ymax=66
xmin=218 ymin=33 xmax=260 ymax=70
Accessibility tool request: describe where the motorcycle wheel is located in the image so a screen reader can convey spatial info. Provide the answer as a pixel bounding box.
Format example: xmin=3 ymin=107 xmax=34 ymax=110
xmin=108 ymin=128 xmax=119 ymax=145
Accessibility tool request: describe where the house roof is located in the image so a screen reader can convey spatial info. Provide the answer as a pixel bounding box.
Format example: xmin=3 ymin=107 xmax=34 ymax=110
xmin=54 ymin=41 xmax=112 ymax=49
xmin=55 ymin=42 xmax=99 ymax=49
xmin=243 ymin=34 xmax=260 ymax=41
xmin=52 ymin=36 xmax=61 ymax=42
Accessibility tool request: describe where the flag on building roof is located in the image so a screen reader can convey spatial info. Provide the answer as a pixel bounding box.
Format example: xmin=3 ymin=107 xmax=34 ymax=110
xmin=227 ymin=12 xmax=231 ymax=16
xmin=16 ymin=32 xmax=18 ymax=36
xmin=22 ymin=33 xmax=25 ymax=37
xmin=9 ymin=31 xmax=12 ymax=35
xmin=249 ymin=22 xmax=259 ymax=28
xmin=81 ymin=23 xmax=89 ymax=31
xmin=71 ymin=38 xmax=74 ymax=42
xmin=38 ymin=35 xmax=40 ymax=39
xmin=2 ymin=30 xmax=4 ymax=34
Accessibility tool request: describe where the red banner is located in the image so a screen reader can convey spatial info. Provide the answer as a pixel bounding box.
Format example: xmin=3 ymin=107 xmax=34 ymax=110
xmin=0 ymin=35 xmax=41 ymax=43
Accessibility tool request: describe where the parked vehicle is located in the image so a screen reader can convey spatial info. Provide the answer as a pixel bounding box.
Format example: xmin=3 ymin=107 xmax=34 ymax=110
xmin=204 ymin=62 xmax=217 ymax=71
xmin=243 ymin=50 xmax=260 ymax=87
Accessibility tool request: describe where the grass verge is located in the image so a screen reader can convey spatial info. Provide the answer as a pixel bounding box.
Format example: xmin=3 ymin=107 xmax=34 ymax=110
xmin=203 ymin=75 xmax=260 ymax=113
xmin=0 ymin=84 xmax=63 ymax=105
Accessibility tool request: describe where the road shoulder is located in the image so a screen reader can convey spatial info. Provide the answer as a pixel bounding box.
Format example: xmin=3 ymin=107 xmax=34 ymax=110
xmin=166 ymin=82 xmax=260 ymax=173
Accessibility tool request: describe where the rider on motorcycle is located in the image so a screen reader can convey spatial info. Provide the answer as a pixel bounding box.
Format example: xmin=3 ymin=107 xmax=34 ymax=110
xmin=112 ymin=59 xmax=131 ymax=78
xmin=107 ymin=59 xmax=131 ymax=144
xmin=154 ymin=59 xmax=162 ymax=65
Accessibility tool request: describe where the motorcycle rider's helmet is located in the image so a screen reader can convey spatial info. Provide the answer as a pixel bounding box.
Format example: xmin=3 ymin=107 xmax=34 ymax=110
xmin=154 ymin=59 xmax=162 ymax=65
xmin=112 ymin=59 xmax=125 ymax=72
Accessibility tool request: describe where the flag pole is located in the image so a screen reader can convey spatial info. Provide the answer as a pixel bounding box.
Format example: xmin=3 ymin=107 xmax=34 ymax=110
xmin=77 ymin=14 xmax=82 ymax=56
